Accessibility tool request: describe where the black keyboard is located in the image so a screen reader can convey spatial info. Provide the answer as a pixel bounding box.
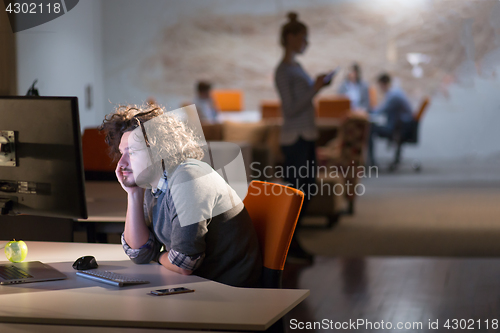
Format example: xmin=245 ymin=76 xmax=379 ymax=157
xmin=76 ymin=269 xmax=150 ymax=287
xmin=0 ymin=265 xmax=33 ymax=280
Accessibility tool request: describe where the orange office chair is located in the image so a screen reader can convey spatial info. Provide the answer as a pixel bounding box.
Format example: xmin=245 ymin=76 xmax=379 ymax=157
xmin=260 ymin=100 xmax=281 ymax=119
xmin=211 ymin=89 xmax=243 ymax=112
xmin=316 ymin=114 xmax=370 ymax=216
xmin=243 ymin=181 xmax=304 ymax=289
xmin=390 ymin=97 xmax=430 ymax=171
xmin=82 ymin=128 xmax=117 ymax=180
xmin=368 ymin=86 xmax=378 ymax=110
xmin=316 ymin=96 xmax=351 ymax=118
xmin=414 ymin=97 xmax=429 ymax=122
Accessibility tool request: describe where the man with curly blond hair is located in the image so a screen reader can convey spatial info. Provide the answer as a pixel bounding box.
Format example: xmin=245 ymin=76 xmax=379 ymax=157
xmin=100 ymin=104 xmax=261 ymax=287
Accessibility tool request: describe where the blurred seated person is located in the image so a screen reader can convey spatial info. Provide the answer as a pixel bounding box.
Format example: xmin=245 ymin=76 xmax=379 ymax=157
xmin=368 ymin=73 xmax=413 ymax=166
xmin=195 ymin=81 xmax=219 ymax=124
xmin=338 ymin=63 xmax=370 ymax=112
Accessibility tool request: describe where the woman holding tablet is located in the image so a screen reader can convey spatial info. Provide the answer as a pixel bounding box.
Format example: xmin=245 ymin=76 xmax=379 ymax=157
xmin=274 ymin=12 xmax=333 ymax=263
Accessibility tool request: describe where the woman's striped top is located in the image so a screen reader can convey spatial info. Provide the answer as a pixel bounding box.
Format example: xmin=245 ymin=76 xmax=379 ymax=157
xmin=274 ymin=61 xmax=318 ymax=145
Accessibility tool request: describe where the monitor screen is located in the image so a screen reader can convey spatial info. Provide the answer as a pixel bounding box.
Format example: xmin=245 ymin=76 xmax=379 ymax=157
xmin=0 ymin=96 xmax=87 ymax=219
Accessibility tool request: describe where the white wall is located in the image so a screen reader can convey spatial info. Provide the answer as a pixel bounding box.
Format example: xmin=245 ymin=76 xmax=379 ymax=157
xmin=101 ymin=0 xmax=182 ymax=112
xmin=423 ymin=71 xmax=500 ymax=160
xmin=375 ymin=66 xmax=500 ymax=162
xmin=100 ymin=0 xmax=328 ymax=113
xmin=99 ymin=0 xmax=500 ymax=162
xmin=16 ymin=0 xmax=104 ymax=131
xmin=16 ymin=0 xmax=499 ymax=162
xmin=17 ymin=0 xmax=500 ymax=159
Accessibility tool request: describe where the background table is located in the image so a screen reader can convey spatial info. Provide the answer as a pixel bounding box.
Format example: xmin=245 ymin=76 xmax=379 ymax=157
xmin=76 ymin=181 xmax=127 ymax=242
xmin=0 ymin=241 xmax=309 ymax=331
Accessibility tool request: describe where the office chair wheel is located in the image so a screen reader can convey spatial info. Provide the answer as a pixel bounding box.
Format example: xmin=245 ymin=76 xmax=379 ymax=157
xmin=411 ymin=161 xmax=422 ymax=172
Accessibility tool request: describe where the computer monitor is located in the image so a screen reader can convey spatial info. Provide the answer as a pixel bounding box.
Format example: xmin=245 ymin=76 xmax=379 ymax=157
xmin=0 ymin=96 xmax=87 ymax=219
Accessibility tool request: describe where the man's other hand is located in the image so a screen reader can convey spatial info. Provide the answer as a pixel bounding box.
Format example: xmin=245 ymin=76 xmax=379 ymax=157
xmin=115 ymin=164 xmax=144 ymax=195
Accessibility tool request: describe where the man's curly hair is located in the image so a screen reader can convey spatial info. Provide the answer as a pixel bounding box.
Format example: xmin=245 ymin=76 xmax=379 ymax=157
xmin=99 ymin=104 xmax=204 ymax=170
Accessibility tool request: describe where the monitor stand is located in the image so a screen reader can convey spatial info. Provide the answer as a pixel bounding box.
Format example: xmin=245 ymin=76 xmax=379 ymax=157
xmin=0 ymin=198 xmax=13 ymax=215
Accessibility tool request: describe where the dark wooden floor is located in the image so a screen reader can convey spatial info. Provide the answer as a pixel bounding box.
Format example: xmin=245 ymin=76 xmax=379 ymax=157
xmin=282 ymin=256 xmax=500 ymax=332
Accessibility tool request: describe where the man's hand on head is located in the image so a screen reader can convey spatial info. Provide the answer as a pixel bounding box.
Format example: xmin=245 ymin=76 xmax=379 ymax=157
xmin=115 ymin=164 xmax=145 ymax=196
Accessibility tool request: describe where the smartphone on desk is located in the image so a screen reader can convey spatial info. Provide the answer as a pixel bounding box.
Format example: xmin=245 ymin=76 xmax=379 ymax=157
xmin=150 ymin=287 xmax=194 ymax=296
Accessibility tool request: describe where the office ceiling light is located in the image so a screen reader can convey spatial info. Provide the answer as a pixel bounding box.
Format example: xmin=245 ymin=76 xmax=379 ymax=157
xmin=407 ymin=53 xmax=431 ymax=78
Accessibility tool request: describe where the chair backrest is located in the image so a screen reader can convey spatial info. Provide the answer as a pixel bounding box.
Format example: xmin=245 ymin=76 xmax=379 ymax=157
xmin=243 ymin=181 xmax=304 ymax=287
xmin=339 ymin=115 xmax=370 ymax=166
xmin=414 ymin=97 xmax=430 ymax=121
xmin=260 ymin=100 xmax=281 ymax=119
xmin=82 ymin=128 xmax=116 ymax=172
xmin=201 ymin=123 xmax=224 ymax=141
xmin=316 ymin=96 xmax=351 ymax=118
xmin=212 ymin=89 xmax=243 ymax=112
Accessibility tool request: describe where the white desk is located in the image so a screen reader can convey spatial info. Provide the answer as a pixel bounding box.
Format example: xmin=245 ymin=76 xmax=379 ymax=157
xmin=218 ymin=110 xmax=261 ymax=123
xmin=0 ymin=323 xmax=232 ymax=333
xmin=0 ymin=242 xmax=309 ymax=331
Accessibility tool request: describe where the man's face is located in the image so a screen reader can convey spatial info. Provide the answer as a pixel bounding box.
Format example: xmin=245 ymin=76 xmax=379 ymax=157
xmin=117 ymin=129 xmax=153 ymax=187
xmin=348 ymin=70 xmax=358 ymax=83
xmin=198 ymin=90 xmax=210 ymax=99
xmin=378 ymin=82 xmax=390 ymax=94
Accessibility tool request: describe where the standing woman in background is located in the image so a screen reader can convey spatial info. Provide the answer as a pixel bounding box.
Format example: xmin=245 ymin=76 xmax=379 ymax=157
xmin=275 ymin=12 xmax=331 ymax=262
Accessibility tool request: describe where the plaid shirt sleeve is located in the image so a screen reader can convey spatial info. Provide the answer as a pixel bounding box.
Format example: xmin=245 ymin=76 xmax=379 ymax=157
xmin=167 ymin=249 xmax=205 ymax=271
xmin=121 ymin=232 xmax=162 ymax=263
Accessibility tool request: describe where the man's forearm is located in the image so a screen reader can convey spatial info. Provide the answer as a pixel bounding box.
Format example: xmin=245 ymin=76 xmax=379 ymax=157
xmin=159 ymin=252 xmax=192 ymax=275
xmin=124 ymin=190 xmax=150 ymax=249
